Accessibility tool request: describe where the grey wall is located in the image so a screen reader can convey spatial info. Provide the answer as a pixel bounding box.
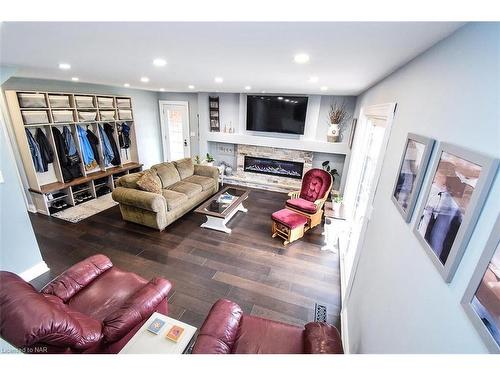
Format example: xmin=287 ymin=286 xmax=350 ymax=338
xmin=346 ymin=23 xmax=499 ymax=353
xmin=2 ymin=77 xmax=162 ymax=168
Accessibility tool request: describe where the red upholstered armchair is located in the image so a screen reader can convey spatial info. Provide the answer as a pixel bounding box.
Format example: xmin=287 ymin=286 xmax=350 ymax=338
xmin=192 ymin=299 xmax=343 ymax=354
xmin=0 ymin=254 xmax=171 ymax=354
xmin=286 ymin=168 xmax=333 ymax=229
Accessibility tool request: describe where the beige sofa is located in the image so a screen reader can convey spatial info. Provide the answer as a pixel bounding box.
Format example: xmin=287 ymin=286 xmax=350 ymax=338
xmin=112 ymin=158 xmax=219 ymax=230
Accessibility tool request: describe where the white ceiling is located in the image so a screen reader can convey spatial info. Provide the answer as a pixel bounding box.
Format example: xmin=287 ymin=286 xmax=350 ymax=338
xmin=0 ymin=22 xmax=463 ymax=95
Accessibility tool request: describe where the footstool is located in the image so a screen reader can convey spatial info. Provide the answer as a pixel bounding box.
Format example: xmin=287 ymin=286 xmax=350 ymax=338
xmin=271 ymin=208 xmax=308 ymax=246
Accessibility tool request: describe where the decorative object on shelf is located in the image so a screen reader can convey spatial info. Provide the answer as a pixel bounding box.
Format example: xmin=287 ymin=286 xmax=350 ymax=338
xmin=224 ymin=166 xmax=233 ymax=176
xmin=391 ymin=133 xmax=435 ymax=222
xmin=413 ymin=142 xmax=499 ymax=282
xmin=194 ymin=155 xmax=201 ymax=164
xmin=348 ymin=118 xmax=357 ymax=149
xmin=209 ymin=96 xmax=220 ymax=132
xmin=321 ymin=160 xmax=339 ymax=192
xmin=327 ymin=100 xmax=351 ymax=143
xmin=204 ymin=153 xmax=215 ymax=166
xmin=461 ymin=214 xmax=500 ymax=353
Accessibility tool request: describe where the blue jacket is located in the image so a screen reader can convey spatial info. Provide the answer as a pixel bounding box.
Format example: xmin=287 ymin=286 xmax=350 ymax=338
xmin=25 ymin=128 xmax=45 ymax=172
xmin=77 ymin=125 xmax=97 ymax=169
xmin=99 ymin=124 xmax=115 ymax=167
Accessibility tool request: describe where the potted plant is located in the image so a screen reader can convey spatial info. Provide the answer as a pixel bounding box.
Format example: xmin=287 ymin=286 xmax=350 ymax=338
xmin=327 ymin=100 xmax=351 ymax=143
xmin=194 ymin=155 xmax=201 ymax=164
xmin=204 ymin=153 xmax=215 ymax=166
xmin=321 ymin=160 xmax=339 ymax=192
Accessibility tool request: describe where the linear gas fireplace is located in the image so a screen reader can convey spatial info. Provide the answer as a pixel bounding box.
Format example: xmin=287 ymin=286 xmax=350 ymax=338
xmin=243 ymin=156 xmax=304 ymax=179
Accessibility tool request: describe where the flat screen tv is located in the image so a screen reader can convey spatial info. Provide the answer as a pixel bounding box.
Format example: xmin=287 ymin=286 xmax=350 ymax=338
xmin=246 ymin=95 xmax=308 ymax=135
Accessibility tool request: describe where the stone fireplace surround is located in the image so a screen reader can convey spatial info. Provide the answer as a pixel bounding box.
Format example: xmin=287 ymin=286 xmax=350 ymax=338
xmin=224 ymin=144 xmax=313 ymax=192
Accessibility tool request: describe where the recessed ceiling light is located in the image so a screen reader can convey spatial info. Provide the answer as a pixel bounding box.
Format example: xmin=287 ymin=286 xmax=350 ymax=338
xmin=214 ymin=77 xmax=223 ymax=83
xmin=140 ymin=77 xmax=150 ymax=83
xmin=244 ymin=86 xmax=252 ymax=90
xmin=284 ymin=99 xmax=290 ymax=102
xmin=308 ymin=76 xmax=319 ymax=83
xmin=58 ymin=63 xmax=71 ymax=70
xmin=124 ymin=83 xmax=130 ymax=87
xmin=294 ymin=53 xmax=310 ymax=64
xmin=160 ymin=88 xmax=165 ymax=92
xmin=153 ymin=58 xmax=167 ymax=67
xmin=320 ymin=86 xmax=328 ymax=91
xmin=277 ymin=96 xmax=283 ymax=100
xmin=188 ymin=85 xmax=195 ymax=89
xmin=71 ymin=77 xmax=79 ymax=81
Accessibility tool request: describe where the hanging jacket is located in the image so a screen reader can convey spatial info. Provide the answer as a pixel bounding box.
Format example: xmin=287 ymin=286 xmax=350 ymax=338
xmin=118 ymin=122 xmax=131 ymax=149
xmin=104 ymin=123 xmax=121 ymax=166
xmin=34 ymin=128 xmax=54 ymax=172
xmin=53 ymin=127 xmax=83 ymax=182
xmin=86 ymin=128 xmax=100 ymax=164
xmin=99 ymin=124 xmax=115 ymax=167
xmin=77 ymin=125 xmax=97 ymax=170
xmin=25 ymin=128 xmax=45 ymax=172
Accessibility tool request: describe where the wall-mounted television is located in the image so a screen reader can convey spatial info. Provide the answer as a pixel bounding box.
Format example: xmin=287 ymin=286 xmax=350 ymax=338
xmin=246 ymin=95 xmax=308 ymax=135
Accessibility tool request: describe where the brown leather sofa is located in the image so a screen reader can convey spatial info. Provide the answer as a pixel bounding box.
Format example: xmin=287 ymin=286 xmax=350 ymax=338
xmin=0 ymin=254 xmax=171 ymax=354
xmin=112 ymin=158 xmax=219 ymax=230
xmin=192 ymin=299 xmax=343 ymax=354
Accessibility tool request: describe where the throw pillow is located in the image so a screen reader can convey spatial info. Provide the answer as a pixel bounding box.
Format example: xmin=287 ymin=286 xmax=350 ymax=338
xmin=136 ymin=170 xmax=162 ymax=194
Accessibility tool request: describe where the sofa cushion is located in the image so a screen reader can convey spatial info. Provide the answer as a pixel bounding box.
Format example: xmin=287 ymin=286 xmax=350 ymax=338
xmin=173 ymin=158 xmax=194 ymax=180
xmin=136 ymin=170 xmax=162 ymax=195
xmin=184 ymin=175 xmax=216 ymax=191
xmin=117 ymin=172 xmax=144 ymax=189
xmin=286 ymin=198 xmax=318 ymax=214
xmin=169 ymin=181 xmax=202 ymax=198
xmin=151 ymin=162 xmax=181 ymax=188
xmin=231 ymin=315 xmax=304 ymax=354
xmin=162 ymin=189 xmax=188 ymax=211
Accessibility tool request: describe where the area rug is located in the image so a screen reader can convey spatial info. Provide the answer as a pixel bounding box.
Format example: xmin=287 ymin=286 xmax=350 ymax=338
xmin=52 ymin=193 xmax=118 ymax=223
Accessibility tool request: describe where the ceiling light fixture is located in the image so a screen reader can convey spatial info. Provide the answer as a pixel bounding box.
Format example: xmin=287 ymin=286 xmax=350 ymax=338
xmin=320 ymin=86 xmax=328 ymax=91
xmin=58 ymin=63 xmax=71 ymax=70
xmin=294 ymin=53 xmax=310 ymax=64
xmin=188 ymin=85 xmax=195 ymax=89
xmin=261 ymin=90 xmax=266 ymax=94
xmin=160 ymin=88 xmax=165 ymax=92
xmin=277 ymin=96 xmax=283 ymax=100
xmin=244 ymin=86 xmax=251 ymax=90
xmin=214 ymin=77 xmax=223 ymax=83
xmin=124 ymin=83 xmax=130 ymax=87
xmin=140 ymin=77 xmax=150 ymax=83
xmin=284 ymin=99 xmax=290 ymax=102
xmin=71 ymin=77 xmax=79 ymax=81
xmin=308 ymin=76 xmax=319 ymax=83
xmin=153 ymin=58 xmax=167 ymax=67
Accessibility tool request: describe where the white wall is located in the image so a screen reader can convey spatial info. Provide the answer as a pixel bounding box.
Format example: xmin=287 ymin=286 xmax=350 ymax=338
xmin=346 ymin=23 xmax=499 ymax=353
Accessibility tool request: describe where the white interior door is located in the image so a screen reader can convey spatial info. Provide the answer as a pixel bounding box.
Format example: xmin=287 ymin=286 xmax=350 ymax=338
xmin=340 ymin=104 xmax=396 ymax=304
xmin=159 ymin=101 xmax=190 ymax=161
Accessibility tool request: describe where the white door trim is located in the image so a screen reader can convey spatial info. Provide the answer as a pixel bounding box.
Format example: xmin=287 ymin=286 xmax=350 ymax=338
xmin=158 ymin=100 xmax=191 ymax=161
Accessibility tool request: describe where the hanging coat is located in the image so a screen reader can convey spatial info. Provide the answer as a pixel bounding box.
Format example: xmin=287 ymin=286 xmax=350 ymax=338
xmin=86 ymin=128 xmax=100 ymax=164
xmin=118 ymin=122 xmax=131 ymax=149
xmin=104 ymin=123 xmax=121 ymax=166
xmin=25 ymin=128 xmax=45 ymax=172
xmin=34 ymin=128 xmax=54 ymax=172
xmin=53 ymin=127 xmax=83 ymax=182
xmin=77 ymin=125 xmax=97 ymax=170
xmin=99 ymin=124 xmax=114 ymax=167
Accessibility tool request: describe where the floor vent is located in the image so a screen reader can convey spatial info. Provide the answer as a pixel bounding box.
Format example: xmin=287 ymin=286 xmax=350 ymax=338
xmin=314 ymin=303 xmax=327 ymax=323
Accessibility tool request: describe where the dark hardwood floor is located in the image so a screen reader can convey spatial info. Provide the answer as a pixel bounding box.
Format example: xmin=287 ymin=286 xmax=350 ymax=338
xmin=29 ymin=187 xmax=341 ymax=329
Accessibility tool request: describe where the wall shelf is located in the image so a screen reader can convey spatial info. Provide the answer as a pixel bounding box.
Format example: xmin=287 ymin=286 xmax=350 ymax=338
xmin=205 ymin=132 xmax=350 ymax=155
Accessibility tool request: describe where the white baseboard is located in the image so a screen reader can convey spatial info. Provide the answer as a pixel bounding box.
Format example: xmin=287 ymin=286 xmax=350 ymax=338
xmin=27 ymin=204 xmax=37 ymax=213
xmin=19 ymin=261 xmax=50 ymax=282
xmin=340 ymin=307 xmax=350 ymax=354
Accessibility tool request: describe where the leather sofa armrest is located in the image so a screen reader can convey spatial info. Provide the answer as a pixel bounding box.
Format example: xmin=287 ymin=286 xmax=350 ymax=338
xmin=303 ymin=322 xmax=343 ymax=354
xmin=112 ymin=186 xmax=166 ymax=213
xmin=194 ymin=164 xmax=219 ymax=181
xmin=42 ymin=254 xmax=113 ymax=302
xmin=102 ymin=277 xmax=172 ymax=343
xmin=192 ymin=299 xmax=243 ymax=354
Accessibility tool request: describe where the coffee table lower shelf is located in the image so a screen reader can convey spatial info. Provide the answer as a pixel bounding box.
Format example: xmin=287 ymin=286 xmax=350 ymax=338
xmin=200 ymin=202 xmax=248 ymax=233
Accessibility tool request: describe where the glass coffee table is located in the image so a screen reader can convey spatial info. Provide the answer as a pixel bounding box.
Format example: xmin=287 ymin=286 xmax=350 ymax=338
xmin=194 ymin=186 xmax=249 ymax=233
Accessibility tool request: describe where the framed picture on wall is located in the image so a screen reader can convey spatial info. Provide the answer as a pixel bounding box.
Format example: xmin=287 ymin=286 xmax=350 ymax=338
xmin=413 ymin=142 xmax=498 ymax=282
xmin=391 ymin=133 xmax=435 ymax=222
xmin=461 ymin=215 xmax=500 ymax=353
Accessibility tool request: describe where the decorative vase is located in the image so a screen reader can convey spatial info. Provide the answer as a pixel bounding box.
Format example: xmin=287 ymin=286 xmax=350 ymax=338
xmin=327 ymin=123 xmax=340 ymax=143
xmin=225 ymin=166 xmax=233 ymax=176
